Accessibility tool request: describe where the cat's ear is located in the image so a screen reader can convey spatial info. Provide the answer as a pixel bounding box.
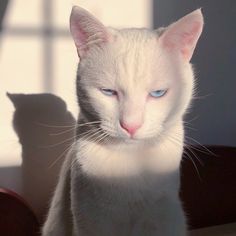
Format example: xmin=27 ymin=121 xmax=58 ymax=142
xmin=6 ymin=92 xmax=21 ymax=108
xmin=70 ymin=6 xmax=112 ymax=58
xmin=159 ymin=9 xmax=204 ymax=61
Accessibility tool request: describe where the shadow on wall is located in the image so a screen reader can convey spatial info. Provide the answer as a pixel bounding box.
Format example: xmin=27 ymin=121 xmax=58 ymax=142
xmin=0 ymin=1 xmax=8 ymax=26
xmin=7 ymin=93 xmax=75 ymax=223
xmin=0 ymin=0 xmax=9 ymax=48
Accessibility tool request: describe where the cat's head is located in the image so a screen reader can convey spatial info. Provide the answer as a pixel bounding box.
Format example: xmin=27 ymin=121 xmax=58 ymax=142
xmin=70 ymin=7 xmax=203 ymax=142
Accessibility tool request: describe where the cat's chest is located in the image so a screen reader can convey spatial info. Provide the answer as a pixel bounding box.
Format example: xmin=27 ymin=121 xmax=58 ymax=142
xmin=71 ymin=154 xmax=179 ymax=214
xmin=71 ymin=168 xmax=177 ymax=236
xmin=71 ymin=140 xmax=181 ymax=235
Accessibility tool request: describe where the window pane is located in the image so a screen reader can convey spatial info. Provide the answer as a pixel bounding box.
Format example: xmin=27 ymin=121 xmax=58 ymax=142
xmin=53 ymin=37 xmax=78 ymax=117
xmin=52 ymin=0 xmax=152 ymax=28
xmin=4 ymin=0 xmax=43 ymax=27
xmin=0 ymin=37 xmax=43 ymax=92
xmin=0 ymin=37 xmax=43 ymax=166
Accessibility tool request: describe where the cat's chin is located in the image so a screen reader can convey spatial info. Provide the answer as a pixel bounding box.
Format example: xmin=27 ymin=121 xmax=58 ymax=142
xmin=123 ymin=138 xmax=141 ymax=144
xmin=122 ymin=135 xmax=158 ymax=145
xmin=101 ymin=128 xmax=160 ymax=144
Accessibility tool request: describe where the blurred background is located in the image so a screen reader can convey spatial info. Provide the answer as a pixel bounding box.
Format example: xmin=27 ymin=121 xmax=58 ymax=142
xmin=0 ymin=0 xmax=235 ymax=185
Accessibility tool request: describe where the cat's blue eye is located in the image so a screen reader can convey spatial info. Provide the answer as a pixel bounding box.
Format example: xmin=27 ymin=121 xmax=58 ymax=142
xmin=149 ymin=89 xmax=167 ymax=98
xmin=100 ymin=88 xmax=117 ymax=96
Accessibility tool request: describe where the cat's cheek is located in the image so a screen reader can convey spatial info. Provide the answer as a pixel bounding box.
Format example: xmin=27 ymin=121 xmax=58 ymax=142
xmin=89 ymin=92 xmax=120 ymax=131
xmin=146 ymin=95 xmax=166 ymax=102
xmin=142 ymin=102 xmax=170 ymax=137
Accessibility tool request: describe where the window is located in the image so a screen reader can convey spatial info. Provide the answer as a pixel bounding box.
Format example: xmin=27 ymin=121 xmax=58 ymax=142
xmin=0 ymin=0 xmax=152 ymax=166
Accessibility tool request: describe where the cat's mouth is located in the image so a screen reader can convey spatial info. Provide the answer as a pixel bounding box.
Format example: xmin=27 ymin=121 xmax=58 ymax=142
xmin=99 ymin=127 xmax=139 ymax=143
xmin=99 ymin=123 xmax=162 ymax=144
xmin=102 ymin=129 xmax=157 ymax=144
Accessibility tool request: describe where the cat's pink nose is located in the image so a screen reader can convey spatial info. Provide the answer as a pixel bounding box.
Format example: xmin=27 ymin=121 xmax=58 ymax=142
xmin=120 ymin=121 xmax=142 ymax=136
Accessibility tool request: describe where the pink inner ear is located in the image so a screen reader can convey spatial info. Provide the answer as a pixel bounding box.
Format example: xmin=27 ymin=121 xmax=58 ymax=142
xmin=163 ymin=22 xmax=202 ymax=49
xmin=70 ymin=6 xmax=112 ymax=58
xmin=180 ymin=23 xmax=202 ymax=59
xmin=162 ymin=38 xmax=175 ymax=50
xmin=72 ymin=25 xmax=87 ymax=49
xmin=160 ymin=10 xmax=203 ymax=62
xmin=70 ymin=18 xmax=88 ymax=57
xmin=182 ymin=23 xmax=202 ymax=45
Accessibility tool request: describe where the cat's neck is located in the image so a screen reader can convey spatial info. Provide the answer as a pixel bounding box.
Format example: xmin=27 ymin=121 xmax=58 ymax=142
xmin=75 ymin=120 xmax=184 ymax=178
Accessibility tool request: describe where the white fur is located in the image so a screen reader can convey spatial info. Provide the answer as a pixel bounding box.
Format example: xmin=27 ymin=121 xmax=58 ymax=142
xmin=42 ymin=6 xmax=203 ymax=236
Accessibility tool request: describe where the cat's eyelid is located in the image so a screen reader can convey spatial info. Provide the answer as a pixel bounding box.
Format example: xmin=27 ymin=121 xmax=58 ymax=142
xmin=100 ymin=88 xmax=118 ymax=96
xmin=152 ymin=88 xmax=167 ymax=92
xmin=149 ymin=88 xmax=168 ymax=94
xmin=100 ymin=87 xmax=116 ymax=91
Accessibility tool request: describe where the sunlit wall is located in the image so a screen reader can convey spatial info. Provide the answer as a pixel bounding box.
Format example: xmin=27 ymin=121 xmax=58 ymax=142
xmin=0 ymin=0 xmax=152 ymax=166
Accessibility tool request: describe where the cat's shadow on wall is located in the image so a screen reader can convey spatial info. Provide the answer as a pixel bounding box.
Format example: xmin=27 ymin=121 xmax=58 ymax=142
xmin=7 ymin=93 xmax=76 ymax=223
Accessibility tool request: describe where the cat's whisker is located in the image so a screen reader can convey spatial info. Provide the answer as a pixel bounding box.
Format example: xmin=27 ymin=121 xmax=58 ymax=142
xmin=77 ymin=129 xmax=105 ymax=148
xmin=76 ymin=121 xmax=101 ymax=126
xmin=166 ymin=135 xmax=182 ymax=147
xmin=182 ymin=122 xmax=197 ymax=131
xmin=184 ymin=142 xmax=211 ymax=156
xmin=93 ymin=133 xmax=110 ymax=145
xmin=166 ymin=133 xmax=205 ymax=172
xmin=168 ymin=131 xmax=211 ymax=158
xmin=183 ymin=152 xmax=202 ymax=181
xmin=87 ymin=129 xmax=108 ymax=143
xmin=184 ymin=145 xmax=204 ymax=166
xmin=184 ymin=116 xmax=200 ymax=124
xmin=48 ymin=142 xmax=75 ymax=169
xmin=191 ymin=93 xmax=213 ymax=100
xmin=49 ymin=126 xmax=76 ymax=136
xmin=39 ymin=136 xmax=76 ymax=149
xmin=90 ymin=134 xmax=115 ymax=172
xmin=50 ymin=122 xmax=101 ymax=136
xmin=35 ymin=120 xmax=100 ymax=129
xmin=184 ymin=126 xmax=197 ymax=131
xmin=184 ymin=136 xmax=217 ymax=156
xmin=166 ymin=135 xmax=202 ymax=181
xmin=77 ymin=132 xmax=109 ymax=158
xmin=34 ymin=121 xmax=76 ymax=128
xmin=40 ymin=127 xmax=102 ymax=149
xmin=54 ymin=130 xmax=106 ymax=168
xmin=70 ymin=156 xmax=77 ymax=170
xmin=80 ymin=129 xmax=104 ymax=142
xmin=167 ymin=132 xmax=208 ymax=161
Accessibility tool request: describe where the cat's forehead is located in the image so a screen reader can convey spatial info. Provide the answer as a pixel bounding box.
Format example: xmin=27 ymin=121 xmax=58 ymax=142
xmin=109 ymin=31 xmax=170 ymax=87
xmin=81 ymin=29 xmax=173 ymax=89
xmin=111 ymin=29 xmax=159 ymax=63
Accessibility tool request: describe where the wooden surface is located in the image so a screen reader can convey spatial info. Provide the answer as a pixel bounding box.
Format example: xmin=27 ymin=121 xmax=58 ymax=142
xmin=180 ymin=146 xmax=236 ymax=229
xmin=0 ymin=188 xmax=40 ymax=236
xmin=190 ymin=222 xmax=236 ymax=236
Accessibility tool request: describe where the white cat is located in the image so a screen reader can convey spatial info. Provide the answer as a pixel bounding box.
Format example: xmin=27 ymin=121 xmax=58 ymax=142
xmin=42 ymin=6 xmax=203 ymax=236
